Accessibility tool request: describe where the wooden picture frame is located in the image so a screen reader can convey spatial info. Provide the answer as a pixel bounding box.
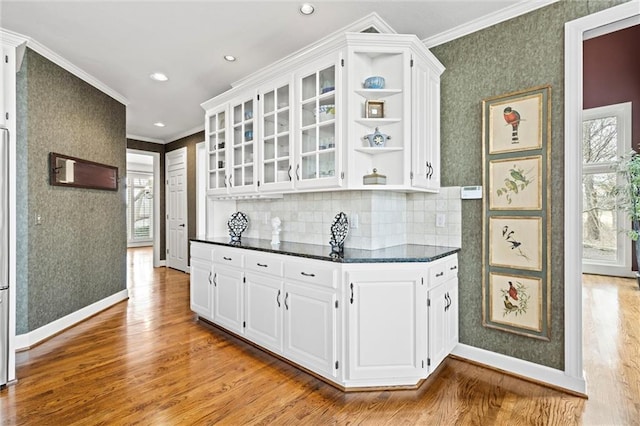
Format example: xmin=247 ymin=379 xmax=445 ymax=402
xmin=489 ymin=216 xmax=543 ymax=271
xmin=50 ymin=152 xmax=118 ymax=191
xmin=365 ymin=100 xmax=385 ymax=118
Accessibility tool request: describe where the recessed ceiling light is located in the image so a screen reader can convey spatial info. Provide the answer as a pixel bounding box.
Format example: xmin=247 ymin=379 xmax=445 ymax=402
xmin=153 ymin=122 xmax=166 ymax=127
xmin=149 ymin=72 xmax=169 ymax=82
xmin=299 ymin=3 xmax=315 ymax=15
xmin=224 ymin=55 xmax=236 ymax=62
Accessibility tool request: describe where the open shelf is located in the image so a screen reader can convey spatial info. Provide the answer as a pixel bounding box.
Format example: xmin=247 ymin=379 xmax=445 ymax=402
xmin=354 ymin=147 xmax=403 ymax=154
xmin=355 ymin=118 xmax=401 ymax=126
xmin=354 ymin=88 xmax=402 ymax=99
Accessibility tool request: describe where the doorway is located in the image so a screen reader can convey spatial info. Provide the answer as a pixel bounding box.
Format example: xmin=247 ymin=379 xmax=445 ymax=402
xmin=165 ymin=147 xmax=188 ymax=272
xmin=126 ymin=149 xmax=162 ymax=269
xmin=565 ymin=2 xmax=640 ymax=394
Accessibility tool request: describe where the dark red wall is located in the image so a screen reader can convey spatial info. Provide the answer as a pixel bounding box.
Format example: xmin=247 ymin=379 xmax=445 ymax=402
xmin=584 ymin=24 xmax=640 ymax=149
xmin=584 ymin=24 xmax=640 ymax=271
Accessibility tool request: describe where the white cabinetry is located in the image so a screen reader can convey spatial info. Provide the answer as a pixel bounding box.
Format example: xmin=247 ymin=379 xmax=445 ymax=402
xmin=427 ymin=256 xmax=459 ymax=372
xmin=283 ymin=259 xmax=338 ymax=378
xmin=202 ymin=29 xmax=443 ymax=198
xmin=189 ymin=242 xmax=458 ymax=390
xmin=190 ymin=243 xmax=214 ymax=319
xmin=346 ymin=268 xmax=426 ymax=382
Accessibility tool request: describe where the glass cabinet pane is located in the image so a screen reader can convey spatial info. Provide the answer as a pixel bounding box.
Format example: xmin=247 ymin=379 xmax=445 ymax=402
xmin=260 ymin=81 xmax=291 ymax=189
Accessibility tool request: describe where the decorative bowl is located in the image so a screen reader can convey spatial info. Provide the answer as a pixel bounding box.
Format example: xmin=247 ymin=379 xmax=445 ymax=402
xmin=363 ymin=76 xmax=385 ymax=89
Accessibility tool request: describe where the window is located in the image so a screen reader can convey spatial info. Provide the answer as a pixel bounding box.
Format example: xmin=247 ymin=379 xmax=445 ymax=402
xmin=126 ymin=172 xmax=153 ymax=245
xmin=582 ymin=102 xmax=632 ymax=276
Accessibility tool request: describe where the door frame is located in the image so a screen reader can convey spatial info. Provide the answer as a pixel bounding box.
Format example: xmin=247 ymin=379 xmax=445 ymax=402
xmin=165 ymin=147 xmax=189 ymax=272
xmin=196 ymin=141 xmax=206 ymax=237
xmin=564 ymin=1 xmax=639 ymax=394
xmin=127 ymin=149 xmax=162 ymax=268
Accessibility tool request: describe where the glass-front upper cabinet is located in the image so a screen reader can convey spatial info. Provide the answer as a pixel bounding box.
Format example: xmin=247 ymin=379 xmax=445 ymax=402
xmin=259 ymin=77 xmax=293 ymax=191
xmin=229 ymin=93 xmax=258 ymax=194
xmin=206 ymin=107 xmax=227 ymax=194
xmin=295 ymin=55 xmax=341 ymax=190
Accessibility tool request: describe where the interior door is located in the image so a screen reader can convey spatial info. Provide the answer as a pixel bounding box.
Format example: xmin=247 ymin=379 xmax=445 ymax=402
xmin=166 ymin=147 xmax=188 ymax=272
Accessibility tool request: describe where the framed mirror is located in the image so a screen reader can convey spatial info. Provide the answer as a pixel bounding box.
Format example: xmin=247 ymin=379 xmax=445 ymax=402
xmin=50 ymin=152 xmax=118 ymax=191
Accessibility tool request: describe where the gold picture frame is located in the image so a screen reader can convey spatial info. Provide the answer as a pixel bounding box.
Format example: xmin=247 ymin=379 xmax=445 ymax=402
xmin=365 ymin=100 xmax=385 ymax=118
xmin=485 ymin=91 xmax=544 ymax=154
xmin=489 ymin=216 xmax=542 ymax=271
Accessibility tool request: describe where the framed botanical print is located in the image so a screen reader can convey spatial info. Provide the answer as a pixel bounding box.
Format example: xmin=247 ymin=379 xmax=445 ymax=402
xmin=489 ymin=155 xmax=542 ymax=210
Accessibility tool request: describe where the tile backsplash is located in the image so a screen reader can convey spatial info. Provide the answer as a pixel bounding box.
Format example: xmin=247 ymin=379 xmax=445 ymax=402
xmin=215 ymin=187 xmax=462 ymax=250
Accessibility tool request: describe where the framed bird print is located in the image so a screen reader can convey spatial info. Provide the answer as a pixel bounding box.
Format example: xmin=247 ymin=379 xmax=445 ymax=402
xmin=489 ymin=216 xmax=542 ymax=271
xmin=482 ymin=85 xmax=551 ymax=340
xmin=483 ymin=86 xmax=549 ymax=154
xmin=485 ymin=272 xmax=545 ymax=337
xmin=489 ymin=155 xmax=542 ymax=210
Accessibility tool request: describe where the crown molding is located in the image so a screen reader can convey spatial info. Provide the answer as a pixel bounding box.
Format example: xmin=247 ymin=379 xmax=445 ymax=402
xmin=422 ymin=0 xmax=560 ymax=48
xmin=166 ymin=124 xmax=205 ymax=144
xmin=126 ymin=134 xmax=166 ymax=144
xmin=1 ymin=28 xmax=129 ymax=106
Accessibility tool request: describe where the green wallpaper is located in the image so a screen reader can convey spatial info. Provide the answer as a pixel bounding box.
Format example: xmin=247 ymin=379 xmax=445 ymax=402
xmin=432 ymin=0 xmax=628 ymax=369
xmin=16 ymin=49 xmax=127 ymax=333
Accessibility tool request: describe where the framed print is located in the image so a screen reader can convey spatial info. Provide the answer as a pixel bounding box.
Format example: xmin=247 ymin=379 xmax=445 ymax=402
xmin=489 ymin=155 xmax=542 ymax=210
xmin=484 ymin=272 xmax=548 ymax=340
xmin=482 ymin=85 xmax=551 ymax=339
xmin=365 ymin=100 xmax=384 ymax=118
xmin=483 ymin=86 xmax=550 ymax=154
xmin=489 ymin=216 xmax=542 ymax=271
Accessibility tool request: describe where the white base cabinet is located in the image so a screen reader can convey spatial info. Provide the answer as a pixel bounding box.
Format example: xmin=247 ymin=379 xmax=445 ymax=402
xmin=190 ymin=241 xmax=458 ymax=390
xmin=346 ymin=268 xmax=426 ymax=383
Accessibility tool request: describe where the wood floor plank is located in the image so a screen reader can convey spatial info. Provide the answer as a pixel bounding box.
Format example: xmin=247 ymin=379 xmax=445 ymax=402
xmin=1 ymin=249 xmax=639 ymax=424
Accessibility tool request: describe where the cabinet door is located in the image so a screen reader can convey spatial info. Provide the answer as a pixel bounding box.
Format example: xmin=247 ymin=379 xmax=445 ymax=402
xmin=229 ymin=92 xmax=258 ymax=194
xmin=190 ymin=258 xmax=213 ymax=319
xmin=213 ymin=265 xmax=244 ymax=334
xmin=244 ymin=272 xmax=283 ymax=353
xmin=445 ymin=278 xmax=459 ymax=354
xmin=411 ymin=55 xmax=440 ymax=191
xmin=283 ymin=281 xmax=337 ymax=378
xmin=206 ymin=106 xmax=229 ymax=195
xmin=295 ymin=54 xmax=342 ymax=190
xmin=259 ymin=77 xmax=294 ymax=192
xmin=428 ymin=281 xmax=448 ymax=372
xmin=346 ymin=269 xmax=426 ymax=380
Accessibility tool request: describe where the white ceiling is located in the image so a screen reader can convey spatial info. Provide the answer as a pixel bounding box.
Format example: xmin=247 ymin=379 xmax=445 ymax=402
xmin=1 ymin=0 xmax=538 ymax=143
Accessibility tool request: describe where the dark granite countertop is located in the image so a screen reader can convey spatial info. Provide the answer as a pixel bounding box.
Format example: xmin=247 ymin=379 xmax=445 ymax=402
xmin=191 ymin=237 xmax=460 ymax=264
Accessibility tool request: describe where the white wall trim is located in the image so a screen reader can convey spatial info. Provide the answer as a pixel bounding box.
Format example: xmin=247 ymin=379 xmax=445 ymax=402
xmin=452 ymin=344 xmax=586 ymax=394
xmin=196 ymin=141 xmax=206 ymax=237
xmin=126 ymin=134 xmax=165 ymax=144
xmin=166 ymin=124 xmax=205 ymax=144
xmin=3 ymin=29 xmax=130 ymax=106
xmin=14 ymin=290 xmax=128 ymax=350
xmin=563 ymin=0 xmax=640 ymax=393
xmin=422 ymin=0 xmax=560 ymax=48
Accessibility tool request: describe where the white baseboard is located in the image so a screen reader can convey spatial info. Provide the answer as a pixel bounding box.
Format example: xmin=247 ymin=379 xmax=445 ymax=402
xmin=452 ymin=343 xmax=587 ymax=395
xmin=15 ymin=289 xmax=129 ymax=350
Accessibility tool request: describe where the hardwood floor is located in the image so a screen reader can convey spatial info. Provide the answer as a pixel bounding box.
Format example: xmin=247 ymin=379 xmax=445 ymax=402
xmin=0 ymin=248 xmax=638 ymax=424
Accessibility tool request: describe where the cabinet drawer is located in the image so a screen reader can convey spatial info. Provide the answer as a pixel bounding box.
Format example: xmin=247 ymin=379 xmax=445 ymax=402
xmin=285 ymin=260 xmax=336 ymax=288
xmin=428 ymin=254 xmax=457 ymax=288
xmin=213 ymin=247 xmax=244 ymax=268
xmin=191 ymin=242 xmax=213 ymax=261
xmin=245 ymin=253 xmax=284 ymax=276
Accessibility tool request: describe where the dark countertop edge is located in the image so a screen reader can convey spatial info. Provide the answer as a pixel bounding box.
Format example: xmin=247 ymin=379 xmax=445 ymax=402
xmin=190 ymin=238 xmax=460 ymax=264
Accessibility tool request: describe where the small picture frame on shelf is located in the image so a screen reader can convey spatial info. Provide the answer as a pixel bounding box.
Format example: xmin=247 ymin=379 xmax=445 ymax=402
xmin=365 ymin=100 xmax=385 ymax=119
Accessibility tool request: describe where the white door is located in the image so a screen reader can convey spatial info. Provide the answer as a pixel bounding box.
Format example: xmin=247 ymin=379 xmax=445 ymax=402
xmin=244 ymin=272 xmax=283 ymax=353
xmin=213 ymin=265 xmax=244 ymax=334
xmin=190 ymin=258 xmax=213 ymax=319
xmin=582 ymin=102 xmax=632 ymax=277
xmin=428 ymin=281 xmax=448 ymax=372
xmin=166 ymin=147 xmax=188 ymax=272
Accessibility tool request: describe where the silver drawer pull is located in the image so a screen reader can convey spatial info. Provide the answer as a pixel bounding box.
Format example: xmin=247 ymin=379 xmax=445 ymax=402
xmin=301 ymin=272 xmax=316 ymax=277
xmin=223 ymin=256 xmax=232 ymax=261
xmin=435 ymin=272 xmax=444 ymax=277
xmin=257 ymin=263 xmax=268 ymax=268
